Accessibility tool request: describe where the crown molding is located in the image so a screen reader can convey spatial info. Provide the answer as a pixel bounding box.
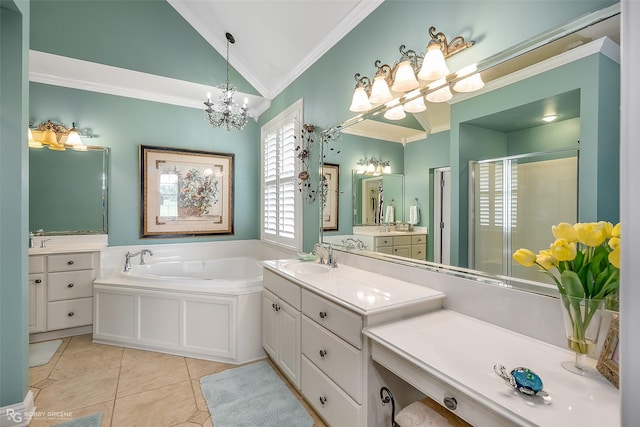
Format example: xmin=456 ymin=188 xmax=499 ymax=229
xmin=29 ymin=50 xmax=271 ymax=119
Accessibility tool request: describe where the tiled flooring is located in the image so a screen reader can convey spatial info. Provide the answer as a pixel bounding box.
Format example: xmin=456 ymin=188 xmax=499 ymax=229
xmin=29 ymin=334 xmax=326 ymax=426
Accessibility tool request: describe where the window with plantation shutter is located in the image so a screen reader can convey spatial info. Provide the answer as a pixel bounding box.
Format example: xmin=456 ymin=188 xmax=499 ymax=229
xmin=260 ymin=99 xmax=302 ymax=249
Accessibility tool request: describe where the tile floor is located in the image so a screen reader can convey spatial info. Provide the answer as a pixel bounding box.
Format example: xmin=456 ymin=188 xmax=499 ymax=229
xmin=29 ymin=334 xmax=326 ymax=427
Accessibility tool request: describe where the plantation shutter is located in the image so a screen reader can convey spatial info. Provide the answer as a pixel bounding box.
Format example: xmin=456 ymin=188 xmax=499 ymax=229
xmin=260 ymin=100 xmax=303 ymax=249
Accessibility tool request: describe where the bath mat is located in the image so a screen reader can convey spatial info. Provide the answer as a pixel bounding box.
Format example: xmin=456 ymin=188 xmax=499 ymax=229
xmin=53 ymin=412 xmax=102 ymax=427
xmin=200 ymin=361 xmax=313 ymax=427
xmin=29 ymin=339 xmax=62 ymax=367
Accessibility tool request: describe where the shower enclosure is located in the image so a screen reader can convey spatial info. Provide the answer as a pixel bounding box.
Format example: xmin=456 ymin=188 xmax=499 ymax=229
xmin=469 ymin=149 xmax=578 ymax=284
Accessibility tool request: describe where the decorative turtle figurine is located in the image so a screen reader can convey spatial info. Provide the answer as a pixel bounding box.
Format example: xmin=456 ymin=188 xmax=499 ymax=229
xmin=494 ymin=364 xmax=550 ymax=399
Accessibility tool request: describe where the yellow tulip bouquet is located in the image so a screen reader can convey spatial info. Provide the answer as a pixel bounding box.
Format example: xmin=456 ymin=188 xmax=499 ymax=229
xmin=513 ymin=221 xmax=620 ymax=300
xmin=513 ymin=222 xmax=620 ymax=356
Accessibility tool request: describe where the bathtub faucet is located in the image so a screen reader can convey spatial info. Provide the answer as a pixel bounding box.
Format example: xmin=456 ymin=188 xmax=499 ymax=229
xmin=123 ymin=249 xmax=154 ymax=272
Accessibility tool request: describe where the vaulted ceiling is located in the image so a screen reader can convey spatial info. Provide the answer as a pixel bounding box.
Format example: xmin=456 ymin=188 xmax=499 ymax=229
xmin=167 ymin=0 xmax=383 ymax=100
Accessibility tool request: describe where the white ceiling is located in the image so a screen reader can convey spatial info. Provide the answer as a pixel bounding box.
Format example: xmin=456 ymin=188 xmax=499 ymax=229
xmin=168 ymin=0 xmax=384 ymax=100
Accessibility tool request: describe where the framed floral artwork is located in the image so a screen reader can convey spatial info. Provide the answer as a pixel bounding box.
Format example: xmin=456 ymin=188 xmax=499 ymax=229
xmin=597 ymin=313 xmax=620 ymax=388
xmin=140 ymin=145 xmax=234 ymax=237
xmin=322 ymin=163 xmax=339 ymax=231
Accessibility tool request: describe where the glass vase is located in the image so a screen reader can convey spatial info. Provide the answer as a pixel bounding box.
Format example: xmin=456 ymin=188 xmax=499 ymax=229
xmin=559 ymin=294 xmax=605 ymax=376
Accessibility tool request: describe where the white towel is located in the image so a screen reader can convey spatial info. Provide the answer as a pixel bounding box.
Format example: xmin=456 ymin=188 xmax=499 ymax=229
xmin=409 ymin=205 xmax=420 ymax=225
xmin=385 ymin=205 xmax=394 ymax=223
xmin=395 ymin=401 xmax=452 ymax=427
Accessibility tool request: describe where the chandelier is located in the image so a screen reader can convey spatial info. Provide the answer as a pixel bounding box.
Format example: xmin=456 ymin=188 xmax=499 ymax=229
xmin=204 ymin=32 xmax=249 ymax=131
xmin=349 ymin=26 xmax=483 ymax=117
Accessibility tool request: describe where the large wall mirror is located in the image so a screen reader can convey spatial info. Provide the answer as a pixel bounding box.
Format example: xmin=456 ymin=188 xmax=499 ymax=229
xmin=321 ymin=5 xmax=620 ymax=296
xmin=29 ymin=146 xmax=109 ymax=235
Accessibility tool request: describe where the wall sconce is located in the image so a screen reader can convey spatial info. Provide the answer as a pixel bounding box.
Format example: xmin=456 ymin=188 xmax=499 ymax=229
xmin=28 ymin=120 xmax=91 ymax=151
xmin=349 ymin=26 xmax=482 ymax=118
xmin=356 ymin=158 xmax=391 ymax=175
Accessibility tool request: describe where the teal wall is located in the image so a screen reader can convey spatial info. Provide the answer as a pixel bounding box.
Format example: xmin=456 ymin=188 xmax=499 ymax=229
xmin=1 ymin=0 xmax=30 ymax=408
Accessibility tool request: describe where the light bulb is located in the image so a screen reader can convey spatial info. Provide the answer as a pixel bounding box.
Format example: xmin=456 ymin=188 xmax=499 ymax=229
xmin=391 ymin=60 xmax=419 ymax=92
xmin=418 ymin=41 xmax=449 ymax=81
xmin=349 ymin=86 xmax=372 ymax=112
xmin=369 ymin=76 xmax=393 ymax=104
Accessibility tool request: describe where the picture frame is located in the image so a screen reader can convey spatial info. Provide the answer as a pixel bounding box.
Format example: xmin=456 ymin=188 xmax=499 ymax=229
xmin=597 ymin=313 xmax=620 ymax=388
xmin=140 ymin=145 xmax=234 ymax=237
xmin=322 ymin=163 xmax=339 ymax=231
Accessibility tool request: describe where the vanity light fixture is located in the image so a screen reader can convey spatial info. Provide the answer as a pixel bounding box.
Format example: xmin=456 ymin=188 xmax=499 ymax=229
xmin=348 ymin=26 xmax=482 ymax=118
xmin=28 ymin=120 xmax=92 ymax=151
xmin=356 ymin=158 xmax=391 ymax=175
xmin=204 ymin=32 xmax=249 ymax=131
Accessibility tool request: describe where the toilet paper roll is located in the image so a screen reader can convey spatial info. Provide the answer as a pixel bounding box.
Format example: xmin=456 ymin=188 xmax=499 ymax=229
xmin=395 ymin=401 xmax=452 ymax=427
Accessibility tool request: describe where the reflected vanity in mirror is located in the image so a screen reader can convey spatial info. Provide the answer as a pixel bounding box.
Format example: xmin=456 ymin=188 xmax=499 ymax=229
xmin=321 ymin=5 xmax=620 ymax=296
xmin=29 ymin=146 xmax=109 ymax=235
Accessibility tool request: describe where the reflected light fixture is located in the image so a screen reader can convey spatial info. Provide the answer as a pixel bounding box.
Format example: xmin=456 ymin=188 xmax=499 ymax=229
xmin=349 ymin=26 xmax=480 ymax=119
xmin=543 ymin=114 xmax=558 ymax=122
xmin=28 ymin=120 xmax=92 ymax=151
xmin=204 ymin=33 xmax=249 ymax=131
xmin=356 ymin=157 xmax=391 ymax=175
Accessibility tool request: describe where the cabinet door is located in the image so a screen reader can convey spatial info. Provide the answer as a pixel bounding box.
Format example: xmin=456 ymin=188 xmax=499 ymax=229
xmin=29 ymin=273 xmax=46 ymax=333
xmin=262 ymin=290 xmax=278 ymax=359
xmin=278 ymin=299 xmax=301 ymax=389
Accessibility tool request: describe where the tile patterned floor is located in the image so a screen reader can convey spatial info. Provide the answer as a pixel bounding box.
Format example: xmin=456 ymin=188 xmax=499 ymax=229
xmin=29 ymin=335 xmax=326 ymax=426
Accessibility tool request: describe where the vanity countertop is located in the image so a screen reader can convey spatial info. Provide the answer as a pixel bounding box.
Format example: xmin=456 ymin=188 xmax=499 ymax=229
xmin=353 ymin=230 xmax=426 ymax=237
xmin=28 ymin=243 xmax=107 ymax=255
xmin=28 ymin=234 xmax=108 ymax=255
xmin=262 ymin=259 xmax=444 ymax=316
xmin=364 ymin=310 xmax=620 ymax=427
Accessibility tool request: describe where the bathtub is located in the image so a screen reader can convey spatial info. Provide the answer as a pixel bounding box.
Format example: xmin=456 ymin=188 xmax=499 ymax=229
xmin=93 ymin=257 xmax=265 ymax=364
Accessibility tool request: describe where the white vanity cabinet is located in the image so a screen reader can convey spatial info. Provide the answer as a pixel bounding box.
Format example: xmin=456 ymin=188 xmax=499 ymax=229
xmin=364 ymin=233 xmax=427 ymax=260
xmin=262 ymin=259 xmax=445 ymax=427
xmin=28 ymin=256 xmax=46 ymax=333
xmin=28 ymin=251 xmax=99 ymax=337
xmin=262 ymin=269 xmax=302 ymax=389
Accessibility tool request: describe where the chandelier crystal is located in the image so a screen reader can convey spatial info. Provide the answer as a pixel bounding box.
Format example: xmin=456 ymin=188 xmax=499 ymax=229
xmin=204 ymin=32 xmax=249 ymax=131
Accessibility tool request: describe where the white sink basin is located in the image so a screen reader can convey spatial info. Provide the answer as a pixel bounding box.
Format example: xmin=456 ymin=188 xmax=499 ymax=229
xmin=283 ymin=261 xmax=333 ymax=275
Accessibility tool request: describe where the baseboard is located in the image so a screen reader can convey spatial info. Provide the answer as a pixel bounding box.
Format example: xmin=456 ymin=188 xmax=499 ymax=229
xmin=29 ymin=325 xmax=92 ymax=343
xmin=0 ymin=390 xmax=35 ymax=427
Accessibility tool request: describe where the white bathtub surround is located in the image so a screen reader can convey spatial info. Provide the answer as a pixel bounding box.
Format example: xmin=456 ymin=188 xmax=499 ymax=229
xmin=92 ymin=240 xmax=295 ymax=365
xmin=98 ymin=239 xmax=295 ymax=277
xmin=365 ymin=310 xmax=620 ymax=426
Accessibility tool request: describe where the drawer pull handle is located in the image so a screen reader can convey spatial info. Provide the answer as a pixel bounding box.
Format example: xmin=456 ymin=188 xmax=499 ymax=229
xmin=67 ymin=260 xmax=74 ymax=265
xmin=35 ymin=279 xmax=42 ymax=284
xmin=319 ymin=311 xmax=327 ymax=319
xmin=67 ymin=283 xmax=74 ymax=288
xmin=443 ymin=396 xmax=457 ymax=411
xmin=272 ymin=302 xmax=276 ymax=310
xmin=67 ymin=312 xmax=75 ymax=317
xmin=319 ymin=349 xmax=328 ymax=358
xmin=319 ymin=396 xmax=327 ymax=406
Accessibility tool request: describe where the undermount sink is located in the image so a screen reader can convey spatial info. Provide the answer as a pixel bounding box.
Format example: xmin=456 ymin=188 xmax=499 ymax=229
xmin=283 ymin=261 xmax=333 ymax=275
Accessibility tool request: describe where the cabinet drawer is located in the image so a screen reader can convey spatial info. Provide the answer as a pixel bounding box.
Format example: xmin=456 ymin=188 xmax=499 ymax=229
xmin=302 ymin=316 xmax=363 ymax=403
xmin=412 ymin=245 xmax=427 ymax=260
xmin=393 ymin=235 xmax=412 ymax=246
xmin=374 ymin=236 xmax=393 ymax=247
xmin=29 ymin=256 xmax=45 ymax=274
xmin=264 ymin=269 xmax=301 ymax=310
xmin=302 ymin=290 xmax=362 ymax=349
xmin=412 ymin=234 xmax=427 ymax=245
xmin=392 ymin=245 xmax=411 ymax=258
xmin=47 ymin=297 xmax=93 ymax=330
xmin=48 ymin=253 xmax=94 ymax=272
xmin=301 ymin=356 xmax=361 ymax=427
xmin=48 ymin=270 xmax=95 ymax=301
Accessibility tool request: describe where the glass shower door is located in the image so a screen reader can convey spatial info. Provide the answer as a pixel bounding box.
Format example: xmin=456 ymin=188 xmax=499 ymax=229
xmin=471 ymin=151 xmax=578 ymax=283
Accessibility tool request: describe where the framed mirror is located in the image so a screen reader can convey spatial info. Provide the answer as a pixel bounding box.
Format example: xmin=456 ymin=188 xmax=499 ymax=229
xmin=29 ymin=146 xmax=109 ymax=235
xmin=320 ymin=5 xmax=620 ymax=296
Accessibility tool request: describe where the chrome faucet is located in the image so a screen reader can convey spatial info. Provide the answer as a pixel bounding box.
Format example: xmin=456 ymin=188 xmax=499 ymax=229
xmin=40 ymin=239 xmax=51 ymax=248
xmin=123 ymin=249 xmax=154 ymax=272
xmin=313 ymin=242 xmax=337 ymax=267
xmin=343 ymin=237 xmax=366 ymax=251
